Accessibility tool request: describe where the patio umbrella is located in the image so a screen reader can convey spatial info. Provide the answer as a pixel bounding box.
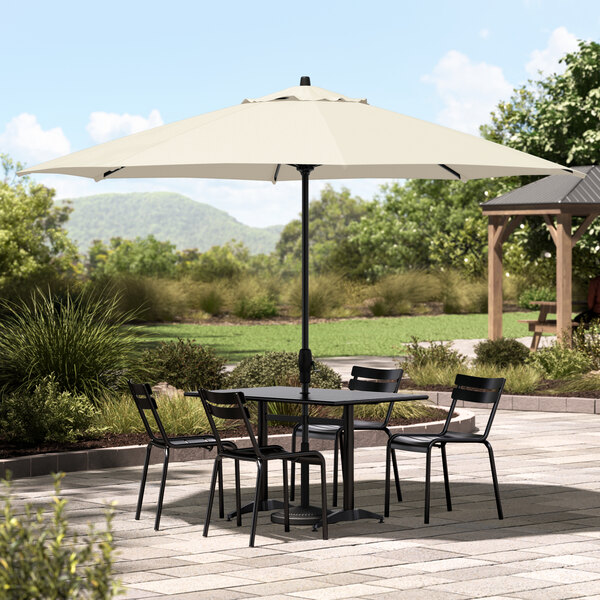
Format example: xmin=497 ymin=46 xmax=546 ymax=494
xmin=19 ymin=76 xmax=583 ymax=395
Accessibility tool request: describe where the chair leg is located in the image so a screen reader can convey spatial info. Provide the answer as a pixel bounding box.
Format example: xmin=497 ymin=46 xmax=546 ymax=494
xmin=319 ymin=459 xmax=329 ymax=540
xmin=290 ymin=429 xmax=297 ymax=502
xmin=332 ymin=434 xmax=339 ymax=507
xmin=424 ymin=448 xmax=432 ymax=524
xmin=485 ymin=441 xmax=504 ymax=520
xmin=136 ymin=443 xmax=152 ymax=520
xmin=249 ymin=462 xmax=264 ymax=547
xmin=440 ymin=444 xmax=452 ymax=512
xmin=384 ymin=444 xmax=392 ymax=518
xmin=203 ymin=458 xmax=220 ymax=537
xmin=391 ymin=448 xmax=402 ymax=502
xmin=155 ymin=447 xmax=170 ymax=531
xmin=282 ymin=460 xmax=290 ymax=533
xmin=234 ymin=460 xmax=242 ymax=527
xmin=218 ymin=459 xmax=225 ymax=519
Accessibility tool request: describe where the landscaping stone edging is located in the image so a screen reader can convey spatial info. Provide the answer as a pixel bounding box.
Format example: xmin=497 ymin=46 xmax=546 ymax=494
xmin=0 ymin=406 xmax=474 ymax=481
xmin=423 ymin=390 xmax=600 ymax=414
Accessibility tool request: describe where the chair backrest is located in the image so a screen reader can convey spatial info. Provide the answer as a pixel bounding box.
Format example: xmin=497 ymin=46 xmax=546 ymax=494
xmin=128 ymin=380 xmax=170 ymax=445
xmin=349 ymin=366 xmax=403 ymax=426
xmin=199 ymin=389 xmax=262 ymax=456
xmin=442 ymin=374 xmax=505 ymax=438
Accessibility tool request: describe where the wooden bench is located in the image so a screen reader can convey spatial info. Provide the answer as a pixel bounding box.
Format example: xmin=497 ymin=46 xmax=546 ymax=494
xmin=518 ymin=318 xmax=579 ymax=351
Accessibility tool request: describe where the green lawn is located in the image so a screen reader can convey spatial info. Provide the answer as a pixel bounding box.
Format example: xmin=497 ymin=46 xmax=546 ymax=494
xmin=134 ymin=312 xmax=539 ymax=361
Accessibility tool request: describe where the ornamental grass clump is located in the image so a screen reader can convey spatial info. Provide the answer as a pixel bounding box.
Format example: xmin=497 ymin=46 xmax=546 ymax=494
xmin=0 ymin=473 xmax=122 ymax=599
xmin=0 ymin=290 xmax=138 ymax=400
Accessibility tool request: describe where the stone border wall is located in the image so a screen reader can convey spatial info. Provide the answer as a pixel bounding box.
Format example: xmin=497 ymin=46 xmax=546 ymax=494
xmin=0 ymin=407 xmax=475 ymax=481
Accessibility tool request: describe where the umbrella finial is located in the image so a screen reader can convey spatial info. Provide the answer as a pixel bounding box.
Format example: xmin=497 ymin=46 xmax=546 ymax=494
xmin=300 ymin=76 xmax=311 ymax=86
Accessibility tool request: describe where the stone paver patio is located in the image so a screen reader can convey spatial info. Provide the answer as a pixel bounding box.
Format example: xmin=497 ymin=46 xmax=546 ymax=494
xmin=6 ymin=408 xmax=600 ymax=599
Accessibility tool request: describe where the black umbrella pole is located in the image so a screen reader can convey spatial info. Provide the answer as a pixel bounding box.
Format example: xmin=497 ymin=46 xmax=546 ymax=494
xmin=297 ymin=165 xmax=315 ymax=397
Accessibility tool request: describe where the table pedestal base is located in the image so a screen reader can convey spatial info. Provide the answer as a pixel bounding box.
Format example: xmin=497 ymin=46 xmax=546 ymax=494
xmin=270 ymin=505 xmax=325 ymax=526
xmin=227 ymin=499 xmax=284 ymax=521
xmin=313 ymin=508 xmax=384 ymax=530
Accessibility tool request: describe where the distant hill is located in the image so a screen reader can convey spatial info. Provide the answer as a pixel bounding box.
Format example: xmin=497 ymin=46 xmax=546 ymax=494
xmin=59 ymin=192 xmax=284 ymax=254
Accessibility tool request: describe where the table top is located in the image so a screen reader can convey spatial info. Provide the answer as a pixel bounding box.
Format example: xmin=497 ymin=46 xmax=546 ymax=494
xmin=185 ymin=386 xmax=428 ymax=406
xmin=529 ymin=300 xmax=586 ymax=308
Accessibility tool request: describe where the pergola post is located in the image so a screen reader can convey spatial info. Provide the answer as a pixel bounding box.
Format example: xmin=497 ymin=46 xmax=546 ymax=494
xmin=556 ymin=213 xmax=573 ymax=346
xmin=488 ymin=215 xmax=504 ymax=340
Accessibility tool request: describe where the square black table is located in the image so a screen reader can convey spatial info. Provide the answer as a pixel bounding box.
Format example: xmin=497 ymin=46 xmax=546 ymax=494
xmin=188 ymin=386 xmax=428 ymax=527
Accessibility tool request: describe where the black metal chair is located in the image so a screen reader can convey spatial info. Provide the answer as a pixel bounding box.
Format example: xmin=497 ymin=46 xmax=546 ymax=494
xmin=199 ymin=388 xmax=329 ymax=547
xmin=290 ymin=366 xmax=403 ymax=506
xmin=384 ymin=374 xmax=505 ymax=524
xmin=128 ymin=381 xmax=231 ymax=531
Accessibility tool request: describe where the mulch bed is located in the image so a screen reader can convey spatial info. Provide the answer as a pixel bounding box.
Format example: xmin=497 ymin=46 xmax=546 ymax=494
xmin=0 ymin=409 xmax=451 ymax=460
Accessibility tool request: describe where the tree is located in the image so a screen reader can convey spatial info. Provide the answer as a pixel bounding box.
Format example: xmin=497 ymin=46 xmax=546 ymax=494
xmin=275 ymin=185 xmax=368 ymax=273
xmin=0 ymin=154 xmax=77 ymax=285
xmin=481 ymin=40 xmax=600 ymax=283
xmin=345 ymin=178 xmax=506 ymax=280
xmin=87 ymin=235 xmax=178 ymax=278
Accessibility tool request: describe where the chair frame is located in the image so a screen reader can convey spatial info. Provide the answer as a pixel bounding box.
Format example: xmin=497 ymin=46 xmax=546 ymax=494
xmin=384 ymin=373 xmax=505 ymax=524
xmin=128 ymin=381 xmax=228 ymax=531
xmin=199 ymin=388 xmax=329 ymax=547
xmin=290 ymin=366 xmax=403 ymax=506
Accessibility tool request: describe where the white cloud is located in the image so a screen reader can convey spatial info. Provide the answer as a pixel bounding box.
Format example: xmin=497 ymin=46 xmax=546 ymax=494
xmin=479 ymin=28 xmax=490 ymax=39
xmin=0 ymin=113 xmax=71 ymax=164
xmin=86 ymin=109 xmax=163 ymax=143
xmin=422 ymin=50 xmax=513 ymax=134
xmin=526 ymin=27 xmax=579 ymax=77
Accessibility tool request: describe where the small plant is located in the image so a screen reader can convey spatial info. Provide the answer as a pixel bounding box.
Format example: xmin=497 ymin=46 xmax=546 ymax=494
xmin=474 ymin=338 xmax=530 ymax=368
xmin=0 ymin=376 xmax=98 ymax=444
xmin=0 ymin=290 xmax=138 ymax=400
xmin=140 ymin=338 xmax=226 ymax=391
xmin=518 ymin=285 xmax=555 ymax=310
xmin=527 ymin=343 xmax=592 ymax=379
xmin=0 ymin=472 xmax=122 ymax=599
xmin=404 ymin=337 xmax=467 ymax=370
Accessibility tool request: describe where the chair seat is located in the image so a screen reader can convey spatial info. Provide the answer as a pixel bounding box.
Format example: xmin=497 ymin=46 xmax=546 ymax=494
xmin=390 ymin=431 xmax=485 ymax=452
xmin=353 ymin=419 xmax=386 ymax=431
xmin=297 ymin=423 xmax=342 ymax=439
xmin=223 ymin=444 xmax=286 ymax=460
xmin=167 ymin=435 xmax=217 ymax=448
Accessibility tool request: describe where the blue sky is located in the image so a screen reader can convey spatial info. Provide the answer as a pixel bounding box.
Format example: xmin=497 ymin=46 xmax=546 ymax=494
xmin=1 ymin=0 xmax=598 ymax=227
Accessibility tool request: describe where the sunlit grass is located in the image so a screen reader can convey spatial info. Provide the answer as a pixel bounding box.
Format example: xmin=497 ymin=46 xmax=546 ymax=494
xmin=134 ymin=312 xmax=539 ymax=361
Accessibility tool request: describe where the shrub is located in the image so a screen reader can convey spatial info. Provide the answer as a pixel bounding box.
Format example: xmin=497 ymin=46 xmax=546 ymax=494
xmin=527 ymin=343 xmax=592 ymax=379
xmin=0 ymin=290 xmax=138 ymax=400
xmin=287 ymin=275 xmax=347 ymax=318
xmin=469 ymin=364 xmax=541 ymax=395
xmin=231 ymin=278 xmax=279 ymax=320
xmin=140 ymin=338 xmax=226 ymax=391
xmin=370 ymin=272 xmax=441 ymax=317
xmin=474 ymin=338 xmax=530 ymax=368
xmin=96 ymin=392 xmax=212 ymax=436
xmin=86 ymin=275 xmax=186 ymax=322
xmin=0 ymin=473 xmax=122 ymax=599
xmin=440 ymin=271 xmax=487 ymax=314
xmin=227 ymin=352 xmax=341 ymax=423
xmin=573 ymin=319 xmax=600 ymax=369
xmin=518 ymin=285 xmax=556 ymax=310
xmin=404 ymin=337 xmax=467 ymax=370
xmin=0 ymin=376 xmax=98 ymax=444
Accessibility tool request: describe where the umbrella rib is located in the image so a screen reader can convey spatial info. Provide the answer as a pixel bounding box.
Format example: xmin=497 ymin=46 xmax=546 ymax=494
xmin=272 ymin=164 xmax=281 ymax=184
xmin=439 ymin=164 xmax=461 ymax=179
xmin=103 ymin=167 xmax=125 ymax=178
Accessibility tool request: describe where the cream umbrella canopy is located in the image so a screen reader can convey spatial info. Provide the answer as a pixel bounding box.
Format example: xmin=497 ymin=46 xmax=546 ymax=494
xmin=19 ymin=76 xmax=583 ymax=394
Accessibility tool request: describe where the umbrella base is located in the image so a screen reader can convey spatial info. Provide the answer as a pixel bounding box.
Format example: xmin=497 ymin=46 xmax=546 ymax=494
xmin=270 ymin=505 xmax=327 ymax=526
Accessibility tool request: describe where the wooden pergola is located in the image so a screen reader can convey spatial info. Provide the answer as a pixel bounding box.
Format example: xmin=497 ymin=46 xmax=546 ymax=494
xmin=481 ymin=166 xmax=600 ymax=345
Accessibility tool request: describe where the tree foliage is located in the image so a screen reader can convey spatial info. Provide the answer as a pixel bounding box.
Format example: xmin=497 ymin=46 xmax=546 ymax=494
xmin=0 ymin=155 xmax=77 ymax=285
xmin=276 ymin=185 xmax=368 ymax=273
